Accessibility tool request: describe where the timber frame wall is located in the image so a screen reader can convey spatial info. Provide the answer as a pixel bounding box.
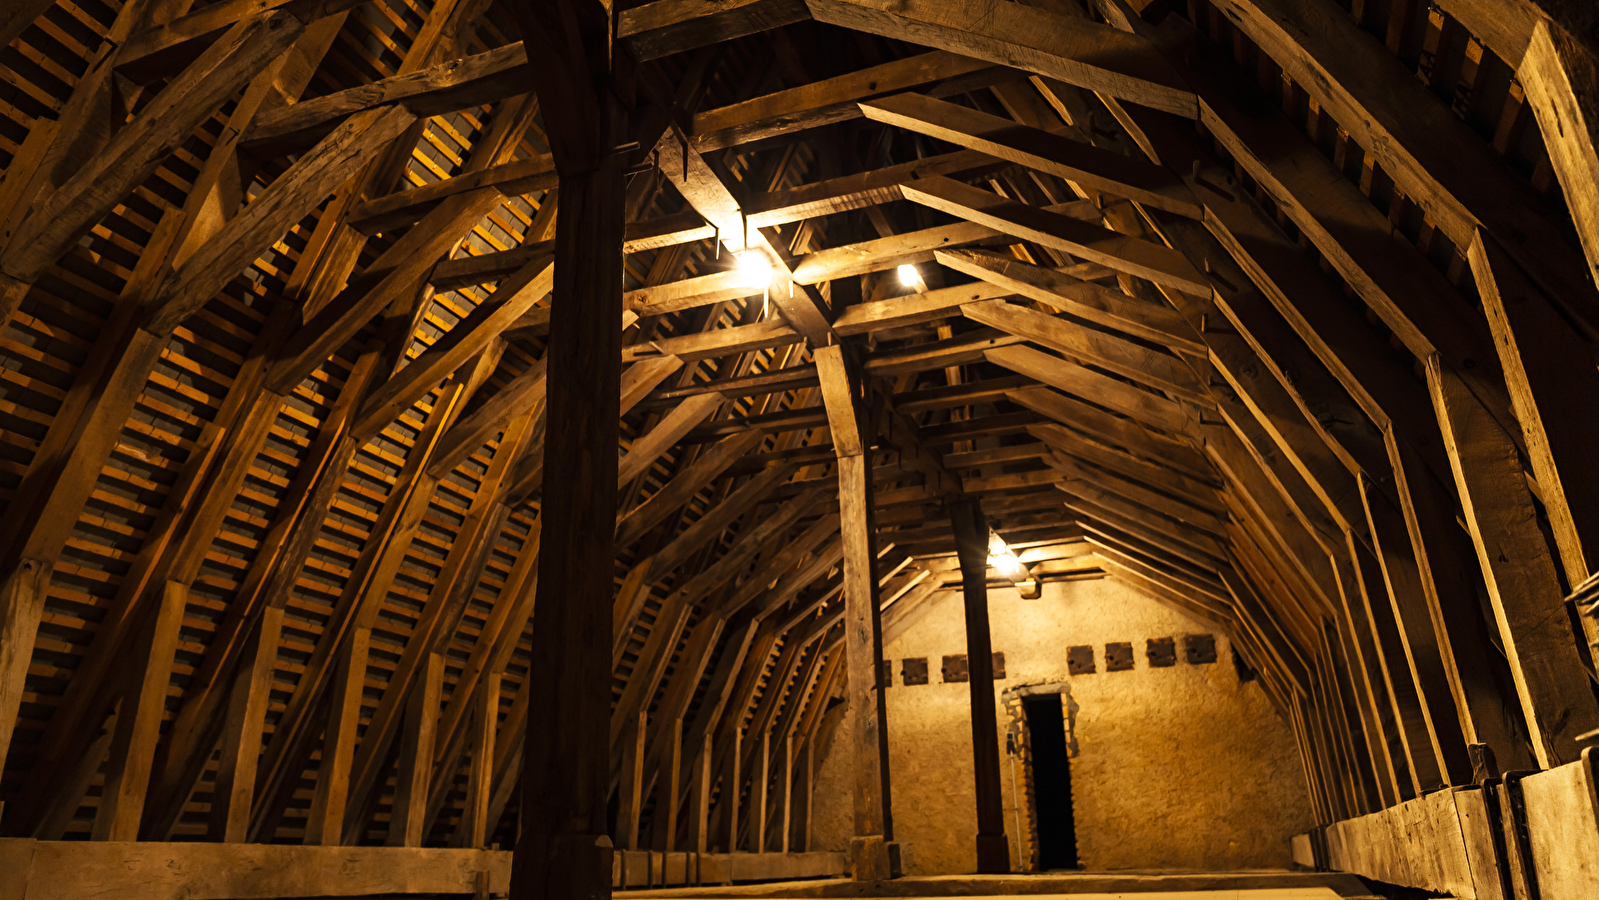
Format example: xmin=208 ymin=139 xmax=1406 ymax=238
xmin=0 ymin=0 xmax=1598 ymax=894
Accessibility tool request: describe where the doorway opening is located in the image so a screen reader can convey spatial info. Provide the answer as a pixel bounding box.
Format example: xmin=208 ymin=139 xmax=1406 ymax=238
xmin=1022 ymin=693 xmax=1079 ymax=870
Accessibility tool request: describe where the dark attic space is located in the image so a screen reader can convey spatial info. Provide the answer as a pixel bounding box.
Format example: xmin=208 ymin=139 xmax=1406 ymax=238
xmin=0 ymin=0 xmax=1598 ymax=899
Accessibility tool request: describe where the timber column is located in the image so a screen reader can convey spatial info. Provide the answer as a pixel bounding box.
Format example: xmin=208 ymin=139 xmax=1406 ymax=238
xmin=509 ymin=2 xmax=627 ymax=898
xmin=816 ymin=345 xmax=895 ymax=881
xmin=950 ymin=498 xmax=1010 ymax=873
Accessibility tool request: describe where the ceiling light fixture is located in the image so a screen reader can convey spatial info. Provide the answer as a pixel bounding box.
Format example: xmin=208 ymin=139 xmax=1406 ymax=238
xmin=986 ymin=531 xmax=1030 ymax=584
xmin=897 ymin=263 xmax=923 ymax=290
xmin=735 ymin=249 xmax=774 ymax=289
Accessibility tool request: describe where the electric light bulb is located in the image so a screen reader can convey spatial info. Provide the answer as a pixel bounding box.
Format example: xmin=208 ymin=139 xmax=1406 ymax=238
xmin=735 ymin=250 xmax=774 ymax=289
xmin=986 ymin=531 xmax=1029 ymax=584
xmin=897 ymin=263 xmax=921 ymax=288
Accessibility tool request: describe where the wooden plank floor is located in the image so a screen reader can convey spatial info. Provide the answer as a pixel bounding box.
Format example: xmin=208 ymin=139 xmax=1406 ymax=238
xmin=615 ymin=871 xmax=1386 ymax=899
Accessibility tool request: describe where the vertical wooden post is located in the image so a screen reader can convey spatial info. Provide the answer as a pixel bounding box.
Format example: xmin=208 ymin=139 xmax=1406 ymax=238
xmin=211 ymin=606 xmax=284 ymax=842
xmin=507 ymin=0 xmax=625 ymax=893
xmin=653 ymin=717 xmax=683 ymax=852
xmin=0 ymin=558 xmax=48 ymax=774
xmin=779 ymin=732 xmax=795 ymax=853
xmin=950 ymin=497 xmax=1011 ymax=873
xmin=816 ymin=344 xmax=894 ymax=881
xmin=304 ymin=626 xmax=371 ymax=845
xmin=458 ymin=672 xmax=501 ymax=848
xmin=93 ymin=580 xmax=187 ymax=841
xmin=389 ymin=651 xmax=443 ymax=846
xmin=752 ymin=730 xmax=770 ymax=853
xmin=691 ymin=732 xmax=712 ymax=854
xmin=618 ymin=709 xmax=647 ymax=850
xmin=790 ymin=739 xmax=812 ymax=853
xmin=721 ymin=728 xmax=741 ymax=853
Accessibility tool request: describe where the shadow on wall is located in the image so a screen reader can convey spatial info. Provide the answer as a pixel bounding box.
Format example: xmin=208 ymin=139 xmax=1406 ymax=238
xmin=808 ymin=577 xmax=1314 ymax=875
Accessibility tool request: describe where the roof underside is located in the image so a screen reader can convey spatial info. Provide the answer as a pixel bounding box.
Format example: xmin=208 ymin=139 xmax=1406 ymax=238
xmin=0 ymin=0 xmax=1596 ymax=852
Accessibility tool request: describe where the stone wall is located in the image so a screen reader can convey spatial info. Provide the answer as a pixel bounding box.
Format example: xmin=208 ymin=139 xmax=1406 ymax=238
xmin=809 ymin=576 xmax=1313 ymax=874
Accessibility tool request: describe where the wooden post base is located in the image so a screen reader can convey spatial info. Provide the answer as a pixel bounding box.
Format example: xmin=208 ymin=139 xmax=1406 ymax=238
xmin=974 ymin=832 xmax=1010 ymax=874
xmin=511 ymin=831 xmax=611 ymax=900
xmin=848 ymin=835 xmax=893 ymax=882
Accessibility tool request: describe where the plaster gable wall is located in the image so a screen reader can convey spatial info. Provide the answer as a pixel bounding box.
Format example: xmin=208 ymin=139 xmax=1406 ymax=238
xmin=809 ymin=577 xmax=1314 ymax=874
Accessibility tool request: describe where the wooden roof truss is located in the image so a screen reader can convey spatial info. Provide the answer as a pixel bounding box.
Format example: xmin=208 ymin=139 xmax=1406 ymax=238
xmin=0 ymin=0 xmax=1597 ymax=853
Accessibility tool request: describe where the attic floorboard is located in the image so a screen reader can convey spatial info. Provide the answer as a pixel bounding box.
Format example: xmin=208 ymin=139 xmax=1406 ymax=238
xmin=613 ymin=871 xmax=1380 ymax=898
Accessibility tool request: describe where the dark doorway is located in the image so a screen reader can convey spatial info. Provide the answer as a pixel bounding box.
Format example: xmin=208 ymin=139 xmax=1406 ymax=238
xmin=1023 ymin=693 xmax=1079 ymax=870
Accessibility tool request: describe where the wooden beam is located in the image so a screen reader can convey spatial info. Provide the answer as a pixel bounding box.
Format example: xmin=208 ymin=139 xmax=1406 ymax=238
xmin=615 ymin=430 xmax=766 ymax=550
xmin=1358 ymin=475 xmax=1473 ymax=788
xmin=815 ymin=345 xmax=894 ymax=880
xmin=389 ymin=652 xmax=444 ymax=847
xmin=938 ymin=249 xmax=1203 ymax=354
xmin=1008 ymin=385 xmax=1209 ymax=478
xmin=269 ymin=187 xmax=507 ymax=394
xmin=861 ymin=92 xmax=1199 ymax=216
xmin=790 ymin=219 xmax=1011 ymax=285
xmin=93 ymin=582 xmax=188 ymax=841
xmin=1048 ymin=452 xmax=1223 ymax=530
xmin=249 ymin=379 xmax=465 ymax=842
xmin=242 ymin=43 xmax=529 ymax=155
xmin=806 ymin=0 xmax=1195 ymax=117
xmin=1328 ymin=553 xmax=1411 ymax=807
xmin=619 ymin=394 xmax=726 ymax=488
xmin=989 ymin=345 xmax=1195 ymax=437
xmin=210 ymin=607 xmax=284 ymax=842
xmin=428 ymin=359 xmax=551 ymax=479
xmin=949 ymin=497 xmax=1010 ymax=873
xmin=353 ymin=156 xmax=559 ymax=235
xmin=1032 ymin=424 xmax=1220 ymax=510
xmin=1387 ymin=432 xmax=1533 ymax=774
xmin=456 ymin=673 xmax=502 ymax=848
xmin=1471 ymin=232 xmax=1599 ymax=605
xmin=1520 ymin=19 xmax=1599 ymax=305
xmin=902 ymin=176 xmax=1210 ymax=294
xmin=1147 ymin=14 xmax=1519 ymax=440
xmin=1425 ymin=355 xmax=1599 ymax=767
xmin=0 ymin=0 xmax=54 ymax=59
xmin=653 ymin=129 xmax=834 ymax=342
xmin=627 ymin=320 xmax=801 ymax=364
xmin=146 ymin=105 xmax=419 ymax=338
xmin=1205 ymin=0 xmax=1599 ymax=337
xmin=1 ymin=10 xmax=305 ymax=283
xmin=832 ymin=281 xmax=1013 ymax=336
xmin=618 ymin=0 xmax=811 ymax=60
xmin=303 ymin=627 xmax=372 ymax=845
xmin=0 ymin=559 xmax=48 ymax=776
xmin=693 ymin=52 xmax=999 ymax=151
xmin=965 ymin=299 xmax=1209 ymax=405
xmin=1342 ymin=529 xmax=1440 ymax=796
xmin=509 ymin=0 xmax=625 ymax=889
xmin=354 ymin=261 xmax=554 ymax=441
xmin=747 ymin=150 xmax=1001 ymax=229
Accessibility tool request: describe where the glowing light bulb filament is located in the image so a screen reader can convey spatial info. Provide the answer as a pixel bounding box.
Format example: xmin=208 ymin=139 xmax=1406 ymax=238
xmin=735 ymin=249 xmax=774 ymax=289
xmin=985 ymin=531 xmax=1029 ymax=584
xmin=897 ymin=263 xmax=923 ymax=290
